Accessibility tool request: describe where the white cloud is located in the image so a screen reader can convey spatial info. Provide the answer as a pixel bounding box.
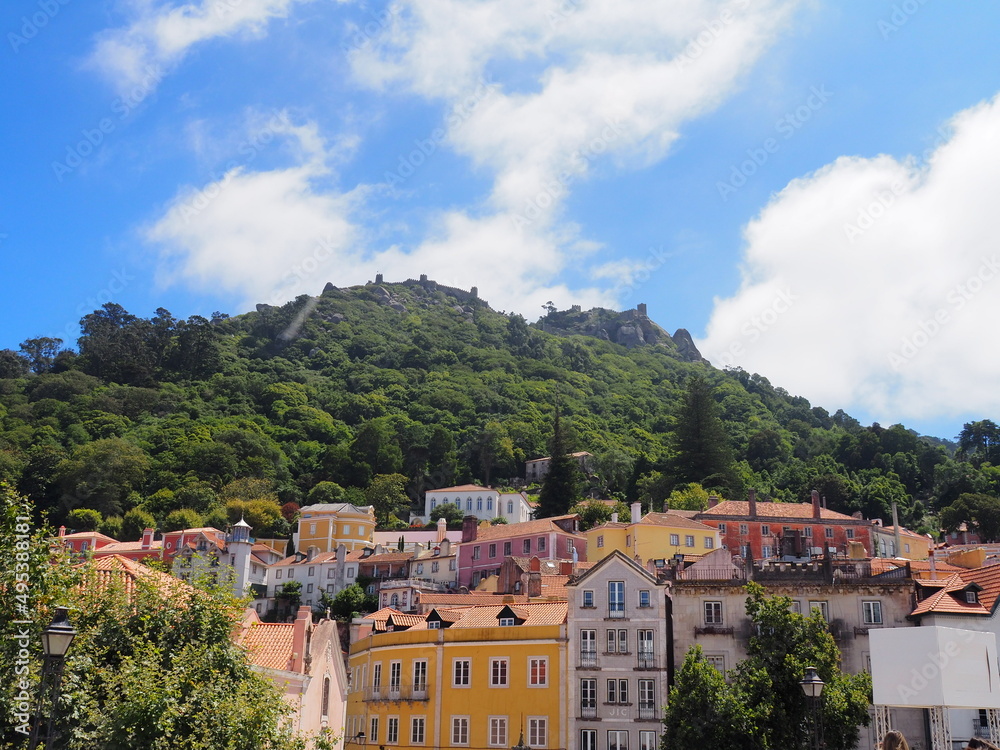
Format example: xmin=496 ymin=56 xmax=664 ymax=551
xmin=697 ymin=94 xmax=1000 ymax=423
xmin=89 ymin=0 xmax=309 ymax=93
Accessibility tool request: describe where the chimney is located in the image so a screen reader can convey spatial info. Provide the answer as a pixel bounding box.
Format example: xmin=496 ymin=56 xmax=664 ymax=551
xmin=527 ymin=571 xmax=542 ymax=597
xmin=560 ymin=560 xmax=573 ymax=575
xmin=631 ymin=502 xmax=642 ymax=524
xmin=928 ymin=547 xmax=937 ymax=580
xmin=141 ymin=527 xmax=154 ymax=550
xmin=290 ymin=605 xmax=312 ymax=673
xmin=436 ymin=516 xmax=447 ymax=543
xmin=58 ymin=526 xmax=66 ymax=538
xmin=462 ymin=515 xmax=479 ymax=543
xmin=529 ymin=556 xmax=541 ymax=572
xmin=611 ymin=512 xmax=619 ymax=524
xmin=708 ymin=495 xmax=720 ymax=508
xmin=748 ymin=489 xmax=757 ymax=519
xmin=811 ymin=490 xmax=821 ymax=520
xmin=892 ymin=502 xmax=903 ymax=558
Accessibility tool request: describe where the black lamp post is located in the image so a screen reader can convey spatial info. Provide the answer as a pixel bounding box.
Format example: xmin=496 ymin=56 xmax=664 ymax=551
xmin=29 ymin=607 xmax=76 ymax=750
xmin=799 ymin=665 xmax=825 ymax=750
xmin=347 ymin=731 xmax=366 ymax=746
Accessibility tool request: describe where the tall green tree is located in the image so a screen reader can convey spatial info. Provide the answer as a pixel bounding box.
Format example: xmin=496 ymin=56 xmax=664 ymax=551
xmin=671 ymin=375 xmax=735 ymax=491
xmin=940 ymin=492 xmax=1000 ymax=541
xmin=19 ymin=337 xmax=64 ymax=374
xmin=364 ymin=473 xmax=410 ymax=526
xmin=535 ymin=409 xmax=581 ymax=518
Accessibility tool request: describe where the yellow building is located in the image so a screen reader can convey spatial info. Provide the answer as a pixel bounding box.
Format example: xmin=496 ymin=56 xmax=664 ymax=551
xmin=296 ymin=502 xmax=375 ymax=553
xmin=346 ymin=601 xmax=568 ymax=749
xmin=871 ymin=524 xmax=932 ymax=560
xmin=585 ymin=505 xmax=721 ymax=565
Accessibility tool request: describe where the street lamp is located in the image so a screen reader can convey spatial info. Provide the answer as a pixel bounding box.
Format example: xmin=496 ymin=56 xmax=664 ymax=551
xmin=347 ymin=731 xmax=366 ymax=746
xmin=799 ymin=666 xmax=825 ymax=750
xmin=29 ymin=607 xmax=76 ymax=750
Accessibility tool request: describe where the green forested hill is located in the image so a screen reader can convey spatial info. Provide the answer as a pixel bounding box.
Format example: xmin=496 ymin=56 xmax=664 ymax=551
xmin=1 ymin=279 xmax=997 ymax=541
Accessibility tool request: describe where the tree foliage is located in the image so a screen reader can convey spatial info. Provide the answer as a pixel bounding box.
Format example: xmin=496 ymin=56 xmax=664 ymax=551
xmin=536 ymin=409 xmax=582 ymax=518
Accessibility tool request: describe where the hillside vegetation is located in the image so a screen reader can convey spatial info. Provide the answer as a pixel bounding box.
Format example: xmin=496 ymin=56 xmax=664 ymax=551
xmin=2 ymin=279 xmax=998 ymax=541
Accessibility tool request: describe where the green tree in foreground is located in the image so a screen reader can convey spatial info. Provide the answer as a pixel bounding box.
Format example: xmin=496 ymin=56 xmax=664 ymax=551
xmin=663 ymin=582 xmax=872 ymax=750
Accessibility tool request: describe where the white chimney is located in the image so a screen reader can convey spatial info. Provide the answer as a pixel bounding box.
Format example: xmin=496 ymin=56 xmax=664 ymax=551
xmin=631 ymin=502 xmax=642 ymax=524
xmin=436 ymin=516 xmax=447 ymax=543
xmin=611 ymin=513 xmax=619 ymax=524
xmin=929 ymin=547 xmax=937 ymax=580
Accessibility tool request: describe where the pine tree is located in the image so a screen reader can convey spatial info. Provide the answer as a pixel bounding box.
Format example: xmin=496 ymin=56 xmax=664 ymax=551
xmin=671 ymin=375 xmax=735 ymax=490
xmin=535 ymin=409 xmax=581 ymax=518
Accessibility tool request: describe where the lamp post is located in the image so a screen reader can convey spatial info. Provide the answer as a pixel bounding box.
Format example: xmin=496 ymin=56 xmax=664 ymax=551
xmin=799 ymin=665 xmax=825 ymax=750
xmin=347 ymin=731 xmax=366 ymax=747
xmin=29 ymin=607 xmax=76 ymax=750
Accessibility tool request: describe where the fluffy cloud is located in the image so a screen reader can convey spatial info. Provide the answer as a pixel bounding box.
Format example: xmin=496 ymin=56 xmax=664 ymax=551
xmin=698 ymin=94 xmax=1000 ymax=423
xmin=89 ymin=0 xmax=310 ymax=93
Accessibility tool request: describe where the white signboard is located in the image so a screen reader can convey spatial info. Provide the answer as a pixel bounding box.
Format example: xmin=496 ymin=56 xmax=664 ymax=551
xmin=870 ymin=626 xmax=1000 ymax=708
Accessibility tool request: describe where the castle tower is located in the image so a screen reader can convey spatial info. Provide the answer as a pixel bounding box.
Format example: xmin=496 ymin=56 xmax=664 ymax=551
xmin=229 ymin=517 xmax=253 ymax=598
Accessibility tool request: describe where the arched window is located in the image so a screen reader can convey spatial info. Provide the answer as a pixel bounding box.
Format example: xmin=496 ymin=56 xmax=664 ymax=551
xmin=390 ymin=594 xmax=399 ymax=606
xmin=322 ymin=676 xmax=330 ymax=718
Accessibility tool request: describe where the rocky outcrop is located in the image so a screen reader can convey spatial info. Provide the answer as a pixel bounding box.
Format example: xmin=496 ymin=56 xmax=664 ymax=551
xmin=672 ymin=328 xmax=708 ymax=364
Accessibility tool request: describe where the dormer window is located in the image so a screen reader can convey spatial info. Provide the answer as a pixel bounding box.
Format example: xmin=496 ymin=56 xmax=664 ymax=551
xmin=966 ymin=590 xmax=978 ymax=604
xmin=499 ymin=617 xmax=515 ymax=627
xmin=428 ymin=620 xmax=441 ymax=629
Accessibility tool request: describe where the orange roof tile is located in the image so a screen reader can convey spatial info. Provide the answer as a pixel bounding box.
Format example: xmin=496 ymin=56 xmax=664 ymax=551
xmin=467 ymin=515 xmax=581 ymax=541
xmin=386 ymin=613 xmax=427 ymax=628
xmin=536 ymin=575 xmax=570 ymax=599
xmin=79 ymin=554 xmax=187 ymax=599
xmin=958 ymin=564 xmax=1000 ymax=613
xmin=449 ymin=601 xmax=568 ymax=628
xmin=430 ymin=484 xmax=494 ymax=492
xmin=359 ymin=551 xmax=413 ymax=563
xmin=239 ymin=622 xmax=297 ymax=671
xmin=910 ymin=573 xmax=990 ymax=617
xmin=699 ymin=501 xmax=859 ymax=522
xmin=94 ymin=540 xmax=163 ymax=553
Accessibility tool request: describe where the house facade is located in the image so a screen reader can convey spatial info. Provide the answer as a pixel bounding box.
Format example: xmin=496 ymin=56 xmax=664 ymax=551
xmin=566 ymin=550 xmax=669 ymax=750
xmin=271 ymin=544 xmax=363 ymax=610
xmin=295 ymin=503 xmax=376 ymax=554
xmin=422 ymin=485 xmax=533 ymax=524
xmin=525 ymin=451 xmax=593 ymax=483
xmin=584 ymin=503 xmax=721 ymax=565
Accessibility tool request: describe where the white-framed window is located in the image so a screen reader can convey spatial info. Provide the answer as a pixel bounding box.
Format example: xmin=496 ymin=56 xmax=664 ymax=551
xmin=739 ymin=523 xmax=749 ymax=535
xmin=761 ymin=524 xmax=770 ymax=536
xmin=503 ymin=541 xmax=512 ymax=556
xmin=638 ymin=590 xmax=651 ymax=608
xmin=639 ymin=730 xmax=658 ymax=750
xmin=467 ymin=499 xmax=472 ymax=510
xmin=966 ymin=590 xmax=978 ymax=603
xmin=607 ymin=628 xmax=627 ymax=653
xmin=809 ymin=601 xmax=829 ymax=621
xmin=288 ymin=569 xmax=294 ymax=578
xmin=490 ymin=657 xmax=509 ymax=687
xmin=582 ymin=590 xmax=594 ymax=607
xmin=327 ymin=568 xmax=336 ymax=578
xmin=488 ymin=717 xmax=507 ymax=747
xmin=507 ymin=501 xmax=514 ymax=514
xmin=428 ymin=620 xmax=441 ymax=629
xmin=432 ymin=561 xmax=439 ymax=573
xmin=372 ymin=663 xmax=382 ymax=689
xmin=487 ymin=499 xmax=493 ymax=510
xmin=762 ymin=545 xmax=773 ymax=558
xmin=276 ymin=569 xmax=283 ymax=579
xmin=528 ymin=718 xmax=546 ymax=747
xmin=449 ymin=559 xmax=456 ymax=570
xmin=389 ymin=661 xmax=401 ymax=693
xmin=529 ymin=657 xmax=548 ymax=686
xmin=386 ymin=717 xmax=399 ymax=744
xmin=489 ymin=543 xmax=496 ymax=558
xmin=499 ymin=617 xmax=515 ymax=627
xmin=370 ymin=716 xmax=379 ymax=744
xmin=804 ymin=526 xmax=813 ymax=538
xmin=669 ymin=533 xmax=679 ymax=546
xmin=309 ymin=523 xmax=316 ymax=534
xmin=718 ymin=523 xmax=726 ymax=533
xmin=473 ymin=546 xmax=481 ymax=560
xmin=581 ymin=629 xmax=596 ymax=661
xmin=846 ymin=528 xmax=855 ymax=539
xmin=453 ymin=659 xmax=471 ymax=687
xmin=597 ymin=535 xmax=604 ymax=548
xmin=607 ymin=678 xmax=628 ymax=704
xmin=863 ymin=601 xmax=883 ymax=624
xmin=705 ymin=654 xmax=725 ymax=672
xmin=411 ymin=716 xmax=425 ymax=745
xmin=477 ymin=498 xmax=483 ymax=511
xmin=609 ymin=581 xmax=625 ymax=616
xmin=609 ymin=729 xmax=628 ymax=750
xmin=790 ymin=600 xmax=802 ymax=614
xmin=580 ymin=678 xmax=597 ymax=712
xmin=416 ymin=563 xmax=423 ymax=574
xmin=905 ymin=543 xmax=911 ymax=553
xmin=581 ymin=729 xmax=598 ymax=750
xmin=451 ymin=716 xmax=470 ymax=746
xmin=704 ymin=601 xmax=724 ymax=625
xmin=825 ymin=527 xmax=834 ymax=539
xmin=704 ymin=537 xmax=714 ymax=549
xmin=685 ymin=535 xmax=695 ymax=547
xmin=413 ymin=660 xmax=428 ymax=692
xmin=348 ymin=568 xmax=355 ymax=578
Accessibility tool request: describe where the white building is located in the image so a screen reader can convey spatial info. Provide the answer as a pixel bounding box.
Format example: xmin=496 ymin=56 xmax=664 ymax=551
xmin=421 ymin=484 xmax=533 ymax=524
xmin=270 ymin=544 xmax=363 ymax=611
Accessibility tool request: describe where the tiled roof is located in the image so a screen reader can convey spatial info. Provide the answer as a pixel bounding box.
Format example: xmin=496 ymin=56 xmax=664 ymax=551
xmin=429 ymin=484 xmax=494 ymax=492
xmin=449 ymin=601 xmax=568 ymax=628
xmin=80 ymin=554 xmax=187 ymax=599
xmin=699 ymin=501 xmax=859 ymax=522
xmin=640 ymin=513 xmax=718 ymax=532
xmin=300 ymin=503 xmax=373 ymax=514
xmin=272 ymin=551 xmax=341 ymax=567
xmin=879 ymin=526 xmax=930 ymax=540
xmin=60 ymin=531 xmax=119 ymax=543
xmin=359 ymin=551 xmax=413 ymax=564
xmin=93 ymin=540 xmax=162 ymax=553
xmin=240 ymin=623 xmax=297 ymax=671
xmin=536 ymin=575 xmax=570 ymax=599
xmin=467 ymin=515 xmax=581 ymax=541
xmin=870 ymin=558 xmax=962 ymax=576
xmin=910 ymin=573 xmax=989 ymax=617
xmin=588 ymin=521 xmax=629 ymax=532
xmin=386 ymin=613 xmax=427 ymax=628
xmin=959 ymin=564 xmax=1000 ymax=613
xmin=418 ymin=592 xmax=527 ymax=607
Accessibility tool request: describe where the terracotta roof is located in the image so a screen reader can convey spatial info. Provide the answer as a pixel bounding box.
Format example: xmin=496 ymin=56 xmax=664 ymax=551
xmin=699 ymin=501 xmax=859 ymax=522
xmin=79 ymin=554 xmax=187 ymax=599
xmin=359 ymin=551 xmax=413 ymax=564
xmin=640 ymin=513 xmax=718 ymax=532
xmin=449 ymin=601 xmax=568 ymax=628
xmin=240 ymin=622 xmax=297 ymax=671
xmin=429 ymin=484 xmax=494 ymax=492
xmin=870 ymin=558 xmax=962 ymax=576
xmin=536 ymin=575 xmax=570 ymax=599
xmin=272 ymin=551 xmax=341 ymax=567
xmin=467 ymin=515 xmax=581 ymax=541
xmin=910 ymin=573 xmax=990 ymax=617
xmin=588 ymin=521 xmax=629 ymax=532
xmin=959 ymin=564 xmax=1000 ymax=613
xmin=60 ymin=531 xmax=119 ymax=543
xmin=418 ymin=592 xmax=527 ymax=607
xmin=386 ymin=613 xmax=427 ymax=628
xmin=879 ymin=526 xmax=930 ymax=540
xmin=93 ymin=540 xmax=163 ymax=553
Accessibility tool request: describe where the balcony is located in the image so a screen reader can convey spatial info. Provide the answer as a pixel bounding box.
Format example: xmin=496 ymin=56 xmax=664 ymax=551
xmin=638 ymin=704 xmax=658 ymax=721
xmin=363 ymin=683 xmax=430 ymax=702
xmin=636 ymin=652 xmax=657 ymax=670
xmin=607 ymin=606 xmax=626 ymax=620
xmin=579 ymin=650 xmax=598 ymax=668
xmin=580 ymin=705 xmax=598 ymax=720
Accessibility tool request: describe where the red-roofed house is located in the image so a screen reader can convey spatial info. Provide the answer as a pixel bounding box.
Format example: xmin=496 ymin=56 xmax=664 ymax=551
xmin=57 ymin=526 xmax=118 ymax=556
xmin=695 ymin=489 xmax=874 ymax=559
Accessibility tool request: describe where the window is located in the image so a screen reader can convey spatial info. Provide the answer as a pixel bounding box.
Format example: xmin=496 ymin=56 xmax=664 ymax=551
xmin=761 ymin=525 xmax=770 ymax=536
xmin=467 ymin=499 xmax=472 ymax=510
xmin=607 ymin=628 xmax=627 ymax=653
xmin=370 ymin=717 xmax=379 ymax=744
xmin=413 ymin=660 xmax=428 ymax=692
xmin=389 ymin=661 xmax=401 ymax=693
xmin=431 ymin=499 xmax=437 ymax=510
xmin=609 ymin=581 xmax=625 ymax=617
xmin=386 ymin=717 xmax=399 ymax=744
xmin=451 ymin=716 xmax=469 ymax=745
xmin=499 ymin=617 xmax=515 ymax=627
xmin=762 ymin=545 xmax=773 ymax=558
xmin=580 ymin=629 xmax=597 ymax=665
xmin=790 ymin=600 xmax=802 ymax=614
xmin=581 ymin=678 xmax=597 ymax=715
xmin=473 ymin=546 xmax=481 ymax=560
xmin=288 ymin=570 xmax=294 ymax=578
xmin=639 ymin=731 xmax=658 ymax=750
xmin=638 ymin=679 xmax=655 ymax=718
xmin=597 ymin=535 xmax=604 ymax=548
xmin=523 ymin=539 xmax=531 ymax=554
xmin=306 ymin=583 xmax=314 ymax=593
xmin=372 ymin=663 xmax=382 ymax=690
xmin=488 ymin=717 xmax=507 ymax=747
xmin=582 ymin=590 xmax=594 ymax=607
xmin=487 ymin=498 xmax=493 ymax=510
xmin=477 ymin=498 xmax=483 ymax=510
xmin=276 ymin=570 xmax=283 ymax=580
xmin=449 ymin=559 xmax=456 ymax=570
xmin=739 ymin=544 xmax=750 ymax=557
xmin=804 ymin=526 xmax=813 ymax=538
xmin=490 ymin=657 xmax=509 ymax=687
xmin=428 ymin=620 xmax=441 ymax=629
xmin=846 ymin=528 xmax=855 ymax=539
xmin=453 ymin=659 xmax=471 ymax=687
xmin=309 ymin=523 xmax=316 ymax=534
xmin=637 ymin=629 xmax=654 ymax=667
xmin=507 ymin=501 xmax=514 ymax=514
xmin=863 ymin=601 xmax=883 ymax=624
xmin=704 ymin=601 xmax=724 ymax=625
xmin=348 ymin=568 xmax=355 ymax=578
xmin=705 ymin=654 xmax=725 ymax=672
xmin=966 ymin=590 xmax=978 ymax=603
xmin=528 ymin=718 xmax=546 ymax=747
xmin=538 ymin=536 xmax=546 ymax=551
xmin=607 ymin=678 xmax=629 ymax=704
xmin=411 ymin=716 xmax=425 ymax=745
xmin=685 ymin=535 xmax=695 ymax=547
xmin=626 ymin=534 xmax=632 ymax=548
xmin=638 ymin=590 xmax=651 ymax=608
xmin=581 ymin=729 xmax=598 ymax=750
xmin=809 ymin=601 xmax=829 ymax=621
xmin=609 ymin=730 xmax=629 ymax=750
xmin=825 ymin=527 xmax=834 ymax=539
xmin=669 ymin=533 xmax=679 ymax=546
xmin=489 ymin=543 xmax=496 ymax=558
xmin=718 ymin=523 xmax=726 ymax=533
xmin=529 ymin=657 xmax=548 ymax=686
xmin=503 ymin=541 xmax=511 ymax=556
xmin=704 ymin=537 xmax=714 ymax=549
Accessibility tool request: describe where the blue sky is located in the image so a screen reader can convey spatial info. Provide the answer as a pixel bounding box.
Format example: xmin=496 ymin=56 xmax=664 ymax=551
xmin=3 ymin=0 xmax=1000 ymax=441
